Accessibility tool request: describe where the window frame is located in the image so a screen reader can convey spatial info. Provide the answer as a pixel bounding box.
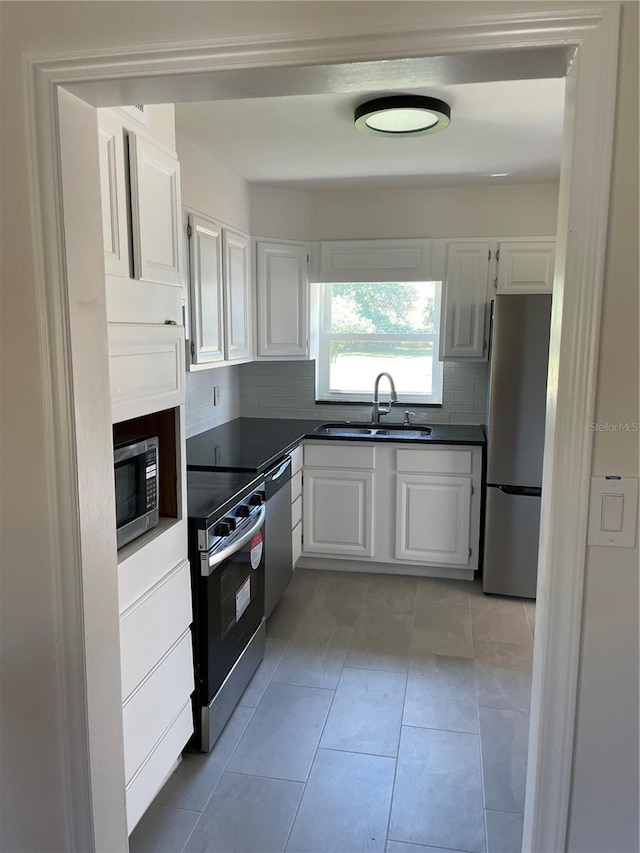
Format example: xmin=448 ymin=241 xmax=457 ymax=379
xmin=315 ymin=280 xmax=444 ymax=405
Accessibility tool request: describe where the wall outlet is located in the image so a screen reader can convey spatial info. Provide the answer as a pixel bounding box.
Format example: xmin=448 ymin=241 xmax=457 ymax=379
xmin=213 ymin=385 xmax=221 ymax=406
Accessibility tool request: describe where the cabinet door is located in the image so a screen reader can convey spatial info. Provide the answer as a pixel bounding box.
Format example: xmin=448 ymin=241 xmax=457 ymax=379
xmin=97 ymin=112 xmax=129 ymax=277
xmin=319 ymin=239 xmax=431 ymax=282
xmin=256 ymin=241 xmax=309 ymax=358
xmin=396 ymin=474 xmax=471 ymax=565
xmin=129 ymin=134 xmax=182 ymax=286
xmin=109 ymin=323 xmax=185 ymax=423
xmin=303 ymin=469 xmax=374 ymax=557
xmin=188 ymin=214 xmax=225 ymax=364
xmin=440 ymin=242 xmax=490 ymax=359
xmin=223 ymin=229 xmax=252 ymax=361
xmin=497 ymin=241 xmax=555 ymax=294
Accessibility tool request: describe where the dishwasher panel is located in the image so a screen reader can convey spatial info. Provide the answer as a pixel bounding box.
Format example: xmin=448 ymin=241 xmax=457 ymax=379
xmin=265 ymin=457 xmax=293 ymax=617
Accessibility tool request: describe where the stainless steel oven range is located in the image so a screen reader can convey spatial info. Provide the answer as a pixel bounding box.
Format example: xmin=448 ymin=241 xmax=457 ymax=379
xmin=187 ymin=471 xmax=267 ymax=752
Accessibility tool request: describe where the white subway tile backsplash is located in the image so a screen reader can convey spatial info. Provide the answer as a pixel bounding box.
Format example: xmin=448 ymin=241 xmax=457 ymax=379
xmin=443 ymin=402 xmax=475 ymax=414
xmin=445 ymin=380 xmax=476 ymax=393
xmin=185 ymin=365 xmax=241 ymax=437
xmin=185 ymin=357 xmax=490 ymax=433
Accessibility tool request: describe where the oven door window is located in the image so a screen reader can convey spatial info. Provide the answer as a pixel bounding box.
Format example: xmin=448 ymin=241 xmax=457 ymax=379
xmin=114 ymin=455 xmax=145 ymax=528
xmin=201 ymin=527 xmax=265 ymax=700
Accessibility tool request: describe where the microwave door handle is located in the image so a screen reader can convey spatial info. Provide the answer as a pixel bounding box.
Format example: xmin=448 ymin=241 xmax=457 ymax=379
xmin=202 ymin=506 xmax=266 ymax=577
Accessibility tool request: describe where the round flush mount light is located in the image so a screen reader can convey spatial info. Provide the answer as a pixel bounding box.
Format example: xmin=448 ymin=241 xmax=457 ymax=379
xmin=354 ymin=95 xmax=451 ymax=137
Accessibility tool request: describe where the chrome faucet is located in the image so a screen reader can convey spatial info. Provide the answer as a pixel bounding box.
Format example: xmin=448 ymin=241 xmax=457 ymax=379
xmin=371 ymin=372 xmax=398 ymax=423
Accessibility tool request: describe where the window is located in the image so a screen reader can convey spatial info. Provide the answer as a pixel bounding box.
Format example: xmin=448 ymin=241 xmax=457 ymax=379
xmin=315 ymin=280 xmax=443 ymax=404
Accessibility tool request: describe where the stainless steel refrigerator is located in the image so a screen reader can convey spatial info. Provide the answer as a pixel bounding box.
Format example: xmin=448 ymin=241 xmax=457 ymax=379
xmin=483 ymin=294 xmax=552 ymax=599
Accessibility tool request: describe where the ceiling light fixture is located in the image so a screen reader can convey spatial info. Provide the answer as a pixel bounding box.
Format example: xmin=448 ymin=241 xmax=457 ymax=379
xmin=354 ymin=95 xmax=451 ymax=137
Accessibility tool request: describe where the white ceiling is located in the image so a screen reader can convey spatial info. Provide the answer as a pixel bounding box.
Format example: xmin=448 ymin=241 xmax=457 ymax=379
xmin=176 ymin=78 xmax=565 ymax=191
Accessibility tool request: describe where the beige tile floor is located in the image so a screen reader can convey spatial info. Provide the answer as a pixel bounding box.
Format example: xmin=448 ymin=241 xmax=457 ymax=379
xmin=130 ymin=569 xmax=535 ymax=853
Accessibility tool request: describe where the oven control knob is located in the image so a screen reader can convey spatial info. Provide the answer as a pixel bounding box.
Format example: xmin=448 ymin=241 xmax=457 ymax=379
xmin=248 ymin=493 xmax=263 ymax=507
xmin=222 ymin=516 xmax=237 ymax=531
xmin=236 ymin=505 xmax=251 ymax=518
xmin=214 ymin=520 xmax=232 ymax=537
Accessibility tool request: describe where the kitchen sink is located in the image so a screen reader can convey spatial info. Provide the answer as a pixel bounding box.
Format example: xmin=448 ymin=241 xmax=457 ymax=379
xmin=375 ymin=427 xmax=433 ymax=438
xmin=315 ymin=423 xmax=432 ymax=438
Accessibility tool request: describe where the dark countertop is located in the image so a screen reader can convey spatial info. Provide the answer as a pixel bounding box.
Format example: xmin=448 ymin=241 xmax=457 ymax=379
xmin=186 ymin=417 xmax=486 ymax=474
xmin=186 ymin=469 xmax=265 ymax=528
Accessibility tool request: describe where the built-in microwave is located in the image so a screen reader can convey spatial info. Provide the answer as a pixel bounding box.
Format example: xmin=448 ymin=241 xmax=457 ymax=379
xmin=114 ymin=436 xmax=160 ymax=549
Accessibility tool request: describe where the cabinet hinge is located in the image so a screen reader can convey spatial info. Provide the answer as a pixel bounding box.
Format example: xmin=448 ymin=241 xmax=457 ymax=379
xmin=483 ymin=339 xmax=487 ymax=353
xmin=190 ymin=340 xmax=195 ymax=358
xmin=469 ymin=547 xmax=472 ymax=558
xmin=187 ymin=222 xmax=193 ymax=239
xmin=471 ymin=484 xmax=475 ymax=495
xmin=307 ymin=253 xmax=310 ymax=264
xmin=496 ymin=247 xmax=500 ymax=262
xmin=493 ymin=277 xmax=498 ymax=290
xmin=488 ymin=249 xmax=492 ymax=260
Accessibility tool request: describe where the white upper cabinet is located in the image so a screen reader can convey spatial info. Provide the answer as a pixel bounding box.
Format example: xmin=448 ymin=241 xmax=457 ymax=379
xmin=188 ymin=214 xmax=224 ymax=365
xmin=318 ymin=239 xmax=431 ymax=283
xmin=129 ymin=134 xmax=183 ymax=287
xmin=440 ymin=241 xmax=492 ymax=360
xmin=186 ymin=213 xmax=252 ymax=367
xmin=256 ymin=240 xmax=309 ymax=359
xmin=223 ymin=229 xmax=252 ymax=361
xmin=97 ymin=111 xmax=130 ymax=278
xmin=496 ymin=240 xmax=556 ymax=294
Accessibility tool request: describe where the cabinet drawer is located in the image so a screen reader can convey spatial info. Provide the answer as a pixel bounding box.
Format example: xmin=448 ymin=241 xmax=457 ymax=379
xmin=109 ymin=323 xmax=185 ymax=423
xmin=291 ymin=495 xmax=302 ymax=529
xmin=396 ymin=447 xmax=473 ymax=475
xmin=292 ymin=521 xmax=302 ymax=567
xmin=304 ymin=443 xmax=375 ymax=470
xmin=291 ymin=471 xmax=302 ymax=502
xmin=120 ymin=559 xmax=192 ymax=702
xmin=290 ymin=445 xmax=303 ymax=476
xmin=122 ymin=630 xmax=194 ymax=784
xmin=118 ymin=518 xmax=187 ymax=613
xmin=126 ymin=699 xmax=193 ymax=833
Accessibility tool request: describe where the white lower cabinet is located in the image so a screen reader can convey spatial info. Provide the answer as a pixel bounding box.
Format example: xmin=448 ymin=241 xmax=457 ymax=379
xmin=291 ymin=445 xmax=303 ymax=567
xmin=118 ymin=546 xmax=195 ymax=833
xmin=300 ymin=441 xmax=482 ymax=579
xmin=125 ymin=700 xmax=192 ymax=833
xmin=122 ymin=629 xmax=194 ymax=785
xmin=303 ymin=469 xmax=375 ymax=557
xmin=395 ymin=474 xmax=472 ymax=565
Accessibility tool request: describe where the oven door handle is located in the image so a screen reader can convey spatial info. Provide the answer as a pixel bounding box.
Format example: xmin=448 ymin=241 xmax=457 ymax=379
xmin=202 ymin=506 xmax=266 ymax=577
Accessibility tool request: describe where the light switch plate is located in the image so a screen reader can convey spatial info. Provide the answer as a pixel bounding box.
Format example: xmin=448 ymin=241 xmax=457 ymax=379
xmin=588 ymin=476 xmax=638 ymax=547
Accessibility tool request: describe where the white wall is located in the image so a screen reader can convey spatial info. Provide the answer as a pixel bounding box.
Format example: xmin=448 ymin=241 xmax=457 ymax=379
xmin=178 ymin=133 xmax=251 ymax=232
xmin=309 ymin=183 xmax=559 ymax=239
xmin=128 ymin=103 xmax=176 ymax=152
xmin=566 ymin=5 xmax=639 ymax=851
xmin=249 ymin=184 xmax=312 ymax=241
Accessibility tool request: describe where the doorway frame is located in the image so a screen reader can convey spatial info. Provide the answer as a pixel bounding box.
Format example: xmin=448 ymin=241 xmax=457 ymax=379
xmin=22 ymin=4 xmax=620 ymax=851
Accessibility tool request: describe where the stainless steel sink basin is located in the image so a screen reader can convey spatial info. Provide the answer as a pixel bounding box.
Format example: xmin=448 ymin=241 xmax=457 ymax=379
xmin=375 ymin=427 xmax=433 ymax=438
xmin=315 ymin=423 xmax=432 ymax=438
xmin=314 ymin=424 xmax=377 ymax=435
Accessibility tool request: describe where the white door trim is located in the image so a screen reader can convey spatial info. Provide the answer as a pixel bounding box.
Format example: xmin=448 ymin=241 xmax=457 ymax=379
xmin=22 ymin=5 xmax=620 ymax=850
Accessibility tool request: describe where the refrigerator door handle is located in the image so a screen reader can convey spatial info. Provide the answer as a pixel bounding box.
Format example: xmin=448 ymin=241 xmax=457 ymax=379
xmin=497 ymin=485 xmax=542 ymax=498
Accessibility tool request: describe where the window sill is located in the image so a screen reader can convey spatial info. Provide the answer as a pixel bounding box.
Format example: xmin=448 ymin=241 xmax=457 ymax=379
xmin=315 ymin=400 xmax=443 ymax=408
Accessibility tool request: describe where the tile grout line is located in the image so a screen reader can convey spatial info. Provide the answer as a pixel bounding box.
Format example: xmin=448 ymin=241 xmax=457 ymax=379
xmin=383 ymin=665 xmax=409 ymax=849
xmin=283 ymin=573 xmax=373 ymax=853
